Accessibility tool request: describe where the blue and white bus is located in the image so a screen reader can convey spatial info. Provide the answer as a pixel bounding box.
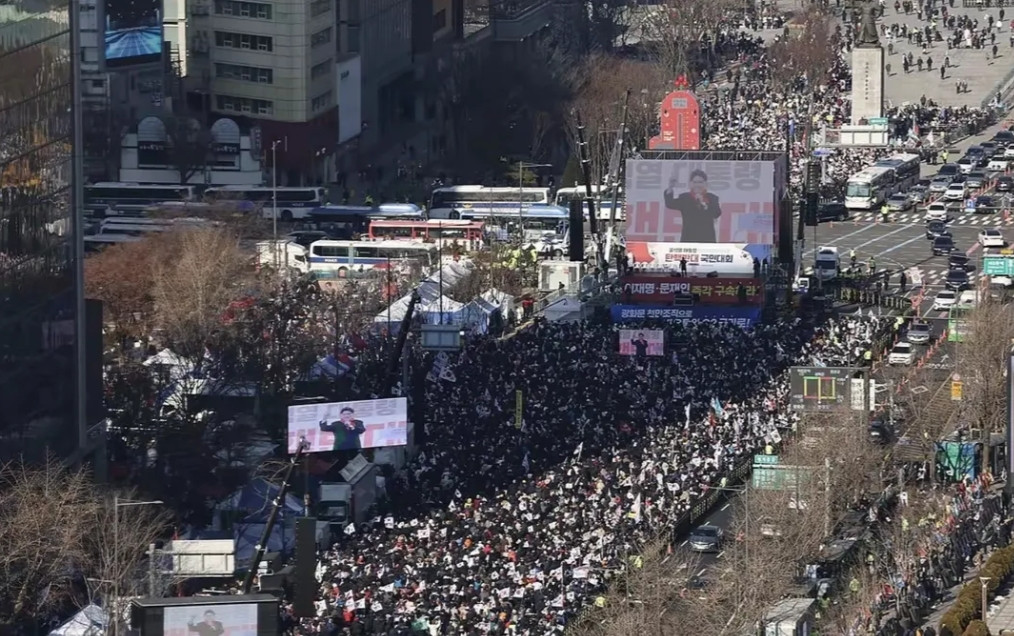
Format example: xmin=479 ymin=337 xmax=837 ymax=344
xmin=428 ymin=185 xmax=552 ymax=219
xmin=483 ymin=206 xmax=570 ymax=243
xmin=84 ymin=183 xmax=198 ymax=214
xmin=554 ymin=185 xmax=625 ymax=221
xmin=204 ymin=186 xmax=327 ymax=221
xmin=305 ymin=239 xmax=438 ymax=277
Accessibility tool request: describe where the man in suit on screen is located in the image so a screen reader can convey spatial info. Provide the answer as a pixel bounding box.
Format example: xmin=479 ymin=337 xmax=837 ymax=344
xmin=664 ymin=169 xmax=722 ymax=243
xmin=319 ymin=406 xmax=367 ymax=450
xmin=187 ymin=610 xmax=225 ymax=636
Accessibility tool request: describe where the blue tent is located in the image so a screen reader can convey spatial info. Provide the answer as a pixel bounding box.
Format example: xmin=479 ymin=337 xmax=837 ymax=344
xmin=214 ymin=478 xmax=304 ymax=569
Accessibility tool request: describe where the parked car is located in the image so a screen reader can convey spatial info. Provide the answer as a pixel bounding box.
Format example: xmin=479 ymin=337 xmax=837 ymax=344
xmin=886 ymin=194 xmax=912 ymax=212
xmin=932 ymin=289 xmax=958 ymax=310
xmin=816 ymin=201 xmax=850 ymax=222
xmin=945 ymin=268 xmax=971 ymax=290
xmin=993 ymin=130 xmax=1014 ymax=146
xmin=957 ymin=157 xmax=974 ymax=174
xmin=993 ymin=275 xmax=1014 ymax=288
xmin=888 ymin=342 xmax=916 ymax=365
xmin=907 ymin=322 xmax=932 ymax=344
xmin=937 ymin=163 xmax=960 ymax=178
xmin=979 ymin=228 xmax=1006 ymax=248
xmin=958 ymin=289 xmax=980 ymax=307
xmin=966 ymin=170 xmax=988 ymax=190
xmin=973 ymin=194 xmax=998 ymax=213
xmin=929 ymin=175 xmax=953 ymax=193
xmin=980 ymin=141 xmax=1001 ymax=157
xmin=869 ymin=418 xmax=895 ymax=445
xmin=689 ymin=525 xmax=724 ymax=552
xmin=932 ymin=235 xmax=956 ymax=255
xmin=949 ymin=253 xmax=970 ymax=270
xmin=967 ymin=145 xmax=987 ymax=159
xmin=925 ymin=220 xmax=951 ymax=239
xmin=997 ymin=176 xmax=1014 ymax=192
xmin=925 ymin=202 xmax=949 ymax=221
xmin=944 ymin=182 xmax=968 ymax=201
xmin=908 ymin=184 xmax=930 ymax=204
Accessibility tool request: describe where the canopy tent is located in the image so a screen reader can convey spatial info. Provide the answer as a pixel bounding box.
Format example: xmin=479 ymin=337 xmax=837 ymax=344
xmin=374 ymin=260 xmax=474 ymax=327
xmin=309 ymin=353 xmax=355 ymax=379
xmin=418 ymin=295 xmax=466 ymax=325
xmin=461 ymin=298 xmax=499 ymax=334
xmin=214 ymin=478 xmax=303 ymax=568
xmin=49 ymin=604 xmax=108 ymax=636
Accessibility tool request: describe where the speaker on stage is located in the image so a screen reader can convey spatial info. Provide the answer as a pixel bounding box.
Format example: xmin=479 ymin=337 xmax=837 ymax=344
xmin=568 ymin=200 xmax=584 ymax=262
xmin=292 ymin=517 xmax=318 ymax=617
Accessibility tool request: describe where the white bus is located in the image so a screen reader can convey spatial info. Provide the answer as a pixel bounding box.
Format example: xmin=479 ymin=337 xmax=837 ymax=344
xmin=873 ymin=153 xmax=921 ymax=191
xmin=84 ymin=234 xmax=141 ymax=252
xmin=428 ymin=185 xmax=551 ymax=219
xmin=204 ymin=186 xmax=328 ymax=221
xmin=554 ymin=185 xmax=625 ymax=221
xmin=305 ymin=239 xmax=438 ymax=278
xmin=844 ymin=167 xmax=896 ymax=210
xmin=84 ymin=183 xmax=198 ymax=214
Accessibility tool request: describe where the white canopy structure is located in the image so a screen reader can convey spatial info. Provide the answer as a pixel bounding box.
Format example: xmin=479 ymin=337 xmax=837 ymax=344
xmin=419 ymin=295 xmax=466 ymax=325
xmin=374 ymin=260 xmax=474 ymax=327
xmin=49 ymin=604 xmax=107 ymax=636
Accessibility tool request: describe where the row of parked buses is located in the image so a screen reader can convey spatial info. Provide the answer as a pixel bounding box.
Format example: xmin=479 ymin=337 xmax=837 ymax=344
xmin=83 ymin=183 xmax=625 ymax=223
xmin=843 ymin=152 xmax=923 ymax=210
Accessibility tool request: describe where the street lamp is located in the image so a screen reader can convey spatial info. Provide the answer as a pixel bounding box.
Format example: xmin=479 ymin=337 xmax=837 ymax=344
xmin=980 ymin=577 xmax=992 ymax=623
xmin=112 ymin=497 xmax=163 ymax=636
xmin=270 ymin=140 xmax=283 ymax=269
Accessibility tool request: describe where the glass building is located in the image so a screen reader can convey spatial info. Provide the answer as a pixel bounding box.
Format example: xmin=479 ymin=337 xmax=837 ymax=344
xmin=0 ymin=0 xmax=78 ymax=460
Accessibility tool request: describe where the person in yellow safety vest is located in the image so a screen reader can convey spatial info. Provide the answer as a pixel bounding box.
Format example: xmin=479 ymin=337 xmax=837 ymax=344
xmin=720 ymin=475 xmax=728 ymax=488
xmin=849 ymin=578 xmax=861 ymax=595
xmin=594 ymin=597 xmax=606 ymax=608
xmin=880 ymin=202 xmax=889 ymax=221
xmin=895 ymin=316 xmax=904 ymax=332
xmin=942 ymin=150 xmax=949 ymax=164
xmin=764 ymin=443 xmax=774 ymax=455
xmin=863 ymin=350 xmax=873 ymax=364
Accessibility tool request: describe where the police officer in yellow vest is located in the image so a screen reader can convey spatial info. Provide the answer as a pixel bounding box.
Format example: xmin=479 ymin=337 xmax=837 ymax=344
xmin=942 ymin=150 xmax=949 ymax=164
xmin=880 ymin=202 xmax=889 ymax=222
xmin=863 ymin=350 xmax=873 ymax=365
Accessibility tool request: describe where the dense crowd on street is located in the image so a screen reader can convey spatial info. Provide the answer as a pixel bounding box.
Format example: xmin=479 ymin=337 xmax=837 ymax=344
xmin=280 ymin=313 xmax=893 ymax=635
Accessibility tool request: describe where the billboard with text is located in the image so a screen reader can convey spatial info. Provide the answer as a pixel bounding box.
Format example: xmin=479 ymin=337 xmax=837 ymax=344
xmin=104 ymin=0 xmax=163 ymax=68
xmin=611 ymin=305 xmax=760 ymax=327
xmin=620 ymin=276 xmax=763 ymax=305
xmin=625 ymin=159 xmax=777 ymax=261
xmin=287 ymin=398 xmax=408 ymax=453
xmin=618 ymin=328 xmax=665 ymax=356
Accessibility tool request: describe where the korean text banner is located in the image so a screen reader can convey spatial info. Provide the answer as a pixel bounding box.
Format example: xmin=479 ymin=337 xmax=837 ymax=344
xmin=164 ymin=603 xmax=257 ymax=636
xmin=624 ymin=159 xmax=776 ymax=246
xmin=288 ymin=398 xmax=408 ymax=453
xmin=618 ymin=329 xmax=665 ymax=356
xmin=625 ymin=242 xmax=754 ymax=275
xmin=611 ymin=305 xmax=761 ymax=327
xmin=621 ymin=276 xmax=763 ymax=305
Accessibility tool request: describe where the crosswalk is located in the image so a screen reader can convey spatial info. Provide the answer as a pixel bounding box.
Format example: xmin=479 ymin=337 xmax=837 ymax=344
xmin=846 ymin=212 xmax=1012 ymax=225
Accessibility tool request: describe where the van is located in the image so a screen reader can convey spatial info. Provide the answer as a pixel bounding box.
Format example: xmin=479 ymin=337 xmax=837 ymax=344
xmin=813 ymin=247 xmax=840 ymax=281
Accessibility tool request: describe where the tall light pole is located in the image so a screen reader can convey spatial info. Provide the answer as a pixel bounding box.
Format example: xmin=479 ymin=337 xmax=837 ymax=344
xmin=112 ymin=497 xmax=163 ymax=636
xmin=271 ymin=140 xmax=282 ymax=269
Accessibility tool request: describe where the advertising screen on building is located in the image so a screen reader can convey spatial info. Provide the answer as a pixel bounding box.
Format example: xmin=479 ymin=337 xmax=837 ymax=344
xmin=618 ymin=329 xmax=665 ymax=356
xmin=164 ymin=603 xmax=258 ymax=636
xmin=611 ymin=305 xmax=760 ymax=327
xmin=625 ymin=159 xmax=776 ymax=260
xmin=625 ymin=242 xmax=755 ymax=276
xmin=104 ymin=0 xmax=163 ymax=67
xmin=288 ymin=398 xmax=408 ymax=453
xmin=620 ymin=276 xmax=763 ymax=305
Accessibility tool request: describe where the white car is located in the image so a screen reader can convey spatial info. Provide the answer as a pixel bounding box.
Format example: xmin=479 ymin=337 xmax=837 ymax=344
xmin=907 ymin=322 xmax=932 ymax=345
xmin=925 ymin=203 xmax=949 ymax=221
xmin=993 ymin=275 xmax=1013 ymax=288
xmin=979 ymin=228 xmax=1006 ymax=248
xmin=958 ymin=290 xmax=979 ymax=307
xmin=932 ymin=289 xmax=958 ymax=311
xmin=888 ymin=342 xmax=916 ymax=366
xmin=943 ymin=182 xmax=967 ymax=201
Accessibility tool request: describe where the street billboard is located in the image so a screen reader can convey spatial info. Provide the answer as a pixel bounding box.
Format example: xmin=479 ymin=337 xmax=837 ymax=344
xmin=164 ymin=603 xmax=258 ymax=636
xmin=618 ymin=328 xmax=665 ymax=356
xmin=625 ymin=159 xmax=777 ymax=261
xmin=788 ymin=366 xmax=865 ymax=412
xmin=625 ymin=242 xmax=755 ymax=276
xmin=287 ymin=398 xmax=408 ymax=453
xmin=103 ymin=0 xmax=163 ymax=68
xmin=610 ymin=305 xmax=760 ymax=327
xmin=620 ymin=275 xmax=763 ymax=305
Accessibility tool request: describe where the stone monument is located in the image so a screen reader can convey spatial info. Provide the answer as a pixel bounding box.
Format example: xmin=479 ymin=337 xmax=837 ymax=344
xmin=850 ymin=1 xmax=885 ymax=125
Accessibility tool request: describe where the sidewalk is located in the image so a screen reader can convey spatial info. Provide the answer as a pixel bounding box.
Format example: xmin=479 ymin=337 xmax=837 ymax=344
xmin=988 ymin=589 xmax=1014 ymax=635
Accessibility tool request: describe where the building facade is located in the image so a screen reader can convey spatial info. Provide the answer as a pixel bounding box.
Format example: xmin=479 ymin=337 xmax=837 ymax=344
xmin=0 ymin=2 xmax=83 ymax=460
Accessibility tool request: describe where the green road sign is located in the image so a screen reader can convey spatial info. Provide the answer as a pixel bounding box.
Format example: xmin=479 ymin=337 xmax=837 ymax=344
xmin=752 ymin=465 xmax=811 ymax=491
xmin=868 ymin=117 xmax=889 ymax=126
xmin=984 ymin=256 xmax=1014 ymax=277
xmin=753 ymin=454 xmax=780 ymax=465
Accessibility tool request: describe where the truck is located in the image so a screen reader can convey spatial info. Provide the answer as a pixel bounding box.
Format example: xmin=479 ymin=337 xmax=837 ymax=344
xmin=813 ymin=246 xmax=840 ymax=282
xmin=255 ymin=240 xmax=307 ymax=272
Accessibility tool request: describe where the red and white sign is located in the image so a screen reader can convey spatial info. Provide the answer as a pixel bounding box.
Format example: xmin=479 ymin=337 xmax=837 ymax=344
xmin=620 ymin=275 xmax=763 ymax=305
xmin=649 ymin=88 xmax=701 ymax=151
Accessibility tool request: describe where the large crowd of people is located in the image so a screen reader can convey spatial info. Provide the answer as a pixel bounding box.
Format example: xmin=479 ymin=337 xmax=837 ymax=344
xmin=282 ymin=313 xmax=893 ymax=635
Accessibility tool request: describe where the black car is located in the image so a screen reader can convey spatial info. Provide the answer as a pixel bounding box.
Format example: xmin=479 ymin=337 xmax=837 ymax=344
xmin=869 ymin=418 xmax=895 ymax=445
xmin=949 ymin=253 xmax=970 ymax=270
xmin=974 ymin=194 xmax=998 ymax=213
xmin=945 ymin=268 xmax=971 ymax=290
xmin=926 ymin=220 xmax=951 ymax=239
xmin=938 ymin=163 xmax=960 ymax=178
xmin=817 ymin=201 xmax=850 ymax=222
xmin=967 ymin=145 xmax=986 ymax=160
xmin=980 ymin=141 xmax=1001 ymax=157
xmin=933 ymin=235 xmax=956 ymax=255
xmin=997 ymin=176 xmax=1013 ymax=193
xmin=993 ymin=130 xmax=1014 ymax=146
xmin=688 ymin=525 xmax=724 ymax=552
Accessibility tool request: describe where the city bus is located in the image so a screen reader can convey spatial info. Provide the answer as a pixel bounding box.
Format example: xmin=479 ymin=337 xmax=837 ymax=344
xmin=203 ymin=186 xmax=327 ymax=221
xmin=873 ymin=153 xmax=921 ymax=192
xmin=305 ymin=239 xmax=438 ymax=277
xmin=482 ymin=206 xmax=570 ymax=243
xmin=844 ymin=167 xmax=896 ymax=210
xmin=428 ymin=185 xmax=552 ymax=219
xmin=948 ymin=305 xmax=970 ymax=342
xmin=368 ymin=219 xmax=485 ymax=247
xmin=554 ymin=185 xmax=625 ymax=221
xmin=84 ymin=183 xmax=198 ymax=214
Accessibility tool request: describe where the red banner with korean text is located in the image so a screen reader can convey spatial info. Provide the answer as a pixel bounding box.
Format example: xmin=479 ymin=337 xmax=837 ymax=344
xmin=619 ymin=276 xmax=763 ymax=305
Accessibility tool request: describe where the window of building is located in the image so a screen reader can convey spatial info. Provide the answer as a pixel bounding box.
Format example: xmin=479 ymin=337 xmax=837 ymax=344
xmin=216 ymin=63 xmax=273 ymax=83
xmin=216 ymin=94 xmax=274 ymax=115
xmin=214 ymin=31 xmax=273 ymax=51
xmin=311 ymin=59 xmax=332 ymax=79
xmin=311 ymin=27 xmax=331 ymax=47
xmin=346 ymin=25 xmax=359 ymax=52
xmin=214 ymin=0 xmax=272 ymax=19
xmin=310 ymin=0 xmax=330 ymax=17
xmin=311 ymin=90 xmax=332 ymax=111
xmin=433 ymin=8 xmax=446 ymax=33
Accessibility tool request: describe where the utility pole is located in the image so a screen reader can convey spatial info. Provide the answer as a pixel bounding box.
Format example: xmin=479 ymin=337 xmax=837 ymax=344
xmin=824 ymin=458 xmax=832 ymax=537
xmin=604 ymin=89 xmax=631 ymax=268
xmin=271 ymin=139 xmax=281 ymax=268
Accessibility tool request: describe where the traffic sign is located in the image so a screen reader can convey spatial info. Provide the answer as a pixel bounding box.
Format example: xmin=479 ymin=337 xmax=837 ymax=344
xmin=984 ymin=256 xmax=1014 ymax=277
xmin=869 ymin=117 xmax=889 ymax=126
xmin=951 ymin=380 xmax=963 ymax=401
xmin=753 ymin=454 xmax=780 ymax=465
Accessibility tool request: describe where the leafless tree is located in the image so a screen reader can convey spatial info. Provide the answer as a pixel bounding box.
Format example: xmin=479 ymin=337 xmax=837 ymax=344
xmin=955 ymin=298 xmax=1014 ymax=446
xmin=767 ymin=6 xmax=839 ymax=91
xmin=162 ymin=115 xmax=213 ymax=185
xmin=634 ymin=0 xmax=736 ymax=82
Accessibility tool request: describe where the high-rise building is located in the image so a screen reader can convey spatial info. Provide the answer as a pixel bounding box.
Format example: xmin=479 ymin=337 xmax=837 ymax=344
xmin=0 ymin=1 xmax=82 ymax=460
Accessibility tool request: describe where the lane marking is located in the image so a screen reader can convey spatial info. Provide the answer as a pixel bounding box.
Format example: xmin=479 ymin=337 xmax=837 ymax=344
xmin=680 ymin=539 xmax=688 ymax=547
xmin=697 ymin=568 xmax=707 ymax=577
xmin=721 ymin=503 xmax=731 ymax=511
xmin=803 ymin=223 xmax=881 ymax=257
xmin=717 ymin=550 xmax=725 ymax=559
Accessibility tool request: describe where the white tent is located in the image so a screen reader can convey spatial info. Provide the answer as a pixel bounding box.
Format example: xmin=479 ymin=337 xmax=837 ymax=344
xmin=49 ymin=604 xmax=107 ymax=636
xmin=482 ymin=288 xmax=515 ymax=319
xmin=374 ymin=260 xmax=475 ymax=327
xmin=461 ymin=298 xmax=498 ymax=334
xmin=419 ymin=295 xmax=466 ymax=325
xmin=543 ymin=295 xmax=584 ymax=322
